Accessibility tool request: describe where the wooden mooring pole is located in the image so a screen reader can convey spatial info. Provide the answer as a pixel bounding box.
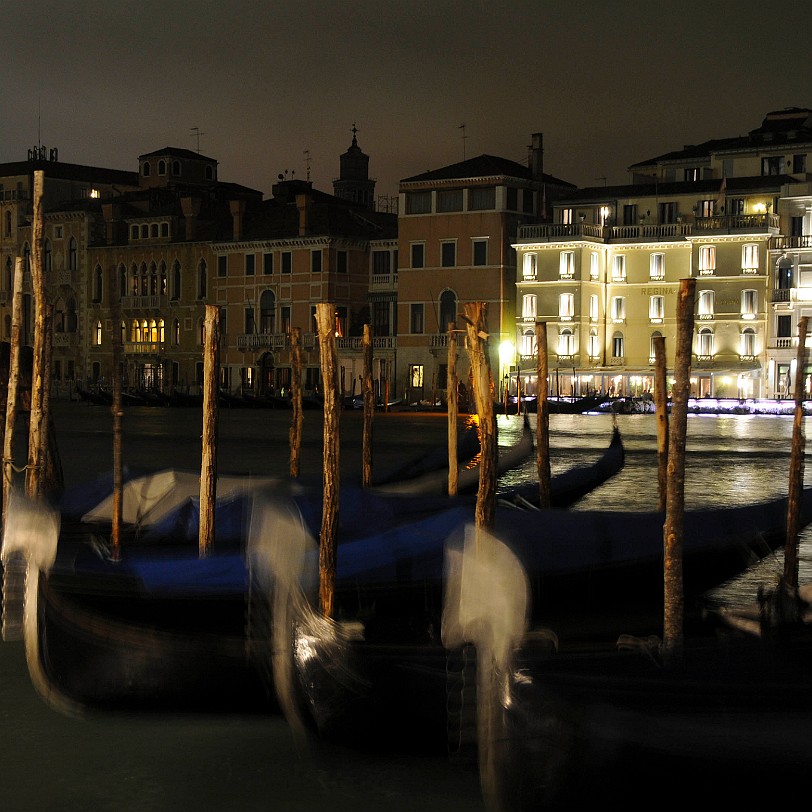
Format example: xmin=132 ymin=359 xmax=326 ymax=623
xmin=198 ymin=304 xmax=220 ymax=558
xmin=784 ymin=315 xmax=808 ymax=591
xmin=447 ymin=322 xmax=459 ymax=497
xmin=316 ymin=303 xmax=340 ymax=618
xmin=110 ymin=267 xmax=124 ymax=561
xmin=653 ymin=335 xmax=669 ymax=513
xmin=2 ymin=258 xmax=23 ymax=527
xmin=462 ymin=302 xmax=497 ymax=530
xmin=289 ymin=327 xmax=303 ymax=478
xmin=362 ymin=324 xmax=374 ymax=487
xmin=662 ymin=278 xmax=696 ymax=661
xmin=535 ymin=322 xmax=551 ymax=509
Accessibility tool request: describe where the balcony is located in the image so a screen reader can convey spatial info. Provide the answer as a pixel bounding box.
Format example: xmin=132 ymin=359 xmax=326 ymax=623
xmin=121 ymin=294 xmax=169 ymax=310
xmin=518 ymin=223 xmax=605 ymax=242
xmin=337 ymin=336 xmax=397 ymax=351
xmin=237 ymin=333 xmax=288 ymax=352
xmin=772 ymin=289 xmax=792 ymax=303
xmin=125 ymin=341 xmax=165 ymax=355
xmin=53 ymin=332 xmax=77 ymax=348
xmin=771 ymin=235 xmax=812 ymax=250
xmin=694 ymin=213 xmax=780 ymax=235
xmin=370 ymin=273 xmax=398 ymax=291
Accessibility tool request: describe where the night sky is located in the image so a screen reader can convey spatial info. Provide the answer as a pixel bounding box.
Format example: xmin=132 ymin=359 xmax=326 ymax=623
xmin=3 ymin=0 xmax=810 ymax=201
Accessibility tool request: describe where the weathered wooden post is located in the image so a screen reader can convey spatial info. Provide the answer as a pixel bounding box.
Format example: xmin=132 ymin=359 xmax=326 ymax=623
xmin=26 ymin=171 xmax=46 ymax=499
xmin=653 ymin=335 xmax=669 ymax=513
xmin=2 ymin=258 xmax=23 ymax=526
xmin=198 ymin=304 xmax=220 ymax=558
xmin=447 ymin=322 xmax=459 ymax=497
xmin=535 ymin=322 xmax=551 ymax=509
xmin=110 ymin=268 xmax=124 ymax=561
xmin=362 ymin=324 xmax=374 ymax=487
xmin=289 ymin=327 xmax=303 ymax=478
xmin=462 ymin=302 xmax=497 ymax=530
xmin=663 ymin=277 xmax=696 ymax=661
xmin=784 ymin=316 xmax=808 ymax=591
xmin=316 ymin=303 xmax=340 ymax=618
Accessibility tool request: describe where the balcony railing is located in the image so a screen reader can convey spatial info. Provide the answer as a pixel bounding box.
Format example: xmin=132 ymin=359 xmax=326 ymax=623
xmin=772 ymin=289 xmax=792 ymax=303
xmin=518 ymin=223 xmax=605 ymax=242
xmin=52 ymin=332 xmax=77 ymax=347
xmin=775 ymin=338 xmax=793 ymax=349
xmin=237 ymin=333 xmax=288 ymax=351
xmin=694 ymin=213 xmax=780 ymax=234
xmin=370 ymin=273 xmax=398 ymax=291
xmin=125 ymin=341 xmax=165 ymax=355
xmin=337 ymin=336 xmax=397 ymax=351
xmin=121 ymin=294 xmax=169 ymax=310
xmin=771 ymin=235 xmax=812 ymax=250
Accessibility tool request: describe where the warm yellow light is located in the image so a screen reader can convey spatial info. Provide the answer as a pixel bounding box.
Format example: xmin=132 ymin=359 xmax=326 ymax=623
xmin=499 ymin=340 xmax=515 ymax=365
xmin=753 ymin=202 xmax=766 ymax=213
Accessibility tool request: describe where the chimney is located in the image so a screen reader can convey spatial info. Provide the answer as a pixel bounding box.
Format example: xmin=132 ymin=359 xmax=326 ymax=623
xmin=101 ymin=202 xmax=122 ymax=245
xmin=229 ymin=199 xmax=247 ymax=241
xmin=181 ymin=196 xmax=201 ymax=241
xmin=296 ymin=193 xmax=310 ymax=236
xmin=531 ymin=132 xmax=544 ymax=180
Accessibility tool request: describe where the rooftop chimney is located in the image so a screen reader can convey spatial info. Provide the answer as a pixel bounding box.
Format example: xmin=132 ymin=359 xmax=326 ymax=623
xmin=229 ymin=199 xmax=246 ymax=241
xmin=181 ymin=196 xmax=201 ymax=241
xmin=296 ymin=193 xmax=311 ymax=236
xmin=531 ymin=133 xmax=544 ymax=180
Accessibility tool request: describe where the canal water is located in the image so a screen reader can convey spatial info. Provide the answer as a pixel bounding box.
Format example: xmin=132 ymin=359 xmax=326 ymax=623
xmin=1 ymin=402 xmax=810 ymax=810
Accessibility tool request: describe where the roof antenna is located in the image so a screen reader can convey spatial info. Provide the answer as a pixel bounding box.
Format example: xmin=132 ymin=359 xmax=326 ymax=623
xmin=304 ymin=149 xmax=311 ymax=181
xmin=190 ymin=127 xmax=205 ymax=153
xmin=459 ymin=123 xmax=468 ymax=160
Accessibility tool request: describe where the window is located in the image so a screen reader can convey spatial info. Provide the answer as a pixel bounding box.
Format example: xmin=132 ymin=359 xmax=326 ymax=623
xmin=409 ymin=364 xmax=424 ymax=388
xmin=659 ymin=202 xmax=676 ymax=224
xmin=778 ymin=314 xmax=792 ymax=338
xmin=611 ymin=255 xmax=626 ymax=282
xmin=245 ymin=306 xmax=255 ymax=335
xmin=281 ymin=306 xmax=291 ymax=334
xmin=468 ymin=186 xmax=495 ymax=211
xmin=437 ymin=189 xmax=463 ymax=212
xmin=158 ymin=160 xmax=166 ymax=175
xmin=281 ymin=251 xmax=292 ymax=274
xmin=410 ymin=243 xmax=424 ymax=269
xmin=612 ymin=332 xmax=624 ymax=359
xmin=171 ymin=261 xmax=181 ymax=301
xmin=650 ymin=253 xmax=665 ymax=280
xmin=562 ymin=208 xmax=573 ymax=226
xmin=472 ymin=239 xmax=487 ymax=266
xmin=410 ymin=303 xmax=424 ymax=334
xmin=728 ymin=197 xmax=745 ymax=215
xmin=217 ymin=256 xmax=227 ymax=277
xmin=172 ymin=319 xmax=180 ymax=346
xmin=741 ymin=289 xmax=757 ymax=319
xmin=142 ymin=162 xmax=151 ymax=177
xmin=92 ymin=265 xmax=103 ymax=303
xmin=520 ymin=329 xmax=535 ymax=357
xmin=649 ymin=295 xmax=664 ymax=322
xmin=372 ymin=251 xmax=390 ymax=274
xmin=150 ymin=223 xmax=159 ymax=238
xmin=623 ymin=204 xmax=637 ymax=225
xmin=337 ymin=250 xmax=347 ymax=274
xmin=263 ymin=253 xmax=274 ymax=275
xmin=44 ymin=239 xmax=51 ymax=273
xmin=558 ymin=293 xmax=574 ymax=321
xmin=439 ymin=290 xmax=457 ymax=330
xmin=441 ymin=241 xmax=456 ymax=267
xmin=523 ymin=253 xmax=537 ymax=280
xmin=68 ymin=237 xmax=77 ymax=271
xmin=762 ymin=156 xmax=782 ymax=176
xmin=558 ymin=328 xmax=574 ymax=356
xmin=793 ymin=154 xmax=807 ymax=174
xmin=777 ymin=258 xmax=793 ymax=289
xmin=598 ymin=206 xmax=611 ymax=226
xmin=259 ymin=290 xmax=276 ymax=334
xmin=699 ymin=199 xmax=716 ymax=217
xmin=140 ymin=224 xmax=148 ymax=239
xmin=161 ymin=222 xmax=169 ymax=238
xmin=684 ymin=167 xmax=700 ymax=182
xmin=698 ymin=327 xmax=714 ymax=357
xmin=742 ymin=244 xmax=758 ymax=273
xmin=197 ymin=259 xmax=207 ymax=299
xmin=559 ymin=251 xmax=574 ymax=278
xmin=649 ymin=331 xmax=663 ymax=363
xmin=610 ymin=296 xmax=625 ymax=322
xmin=588 ymin=329 xmax=600 ymax=358
xmin=506 ymin=187 xmax=518 ymax=211
xmin=590 ymin=252 xmax=599 ymax=280
xmin=523 ymin=294 xmax=537 ymax=321
xmin=405 ymin=191 xmax=432 ymax=214
xmin=245 ymin=254 xmax=255 ymax=276
xmin=589 ymin=294 xmax=599 ymax=322
xmin=741 ymin=328 xmax=756 ymax=357
xmin=4 ymin=211 xmax=11 ymax=237
xmin=311 ymin=250 xmax=322 ymax=273
xmin=95 ymin=320 xmax=103 ymax=346
xmin=697 ymin=289 xmax=714 ymax=319
xmin=698 ymin=245 xmax=716 ymax=275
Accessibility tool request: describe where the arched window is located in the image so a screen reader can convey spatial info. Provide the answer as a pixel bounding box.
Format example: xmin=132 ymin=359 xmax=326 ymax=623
xmin=95 ymin=320 xmax=103 ymax=346
xmin=205 ymin=165 xmax=214 ymax=180
xmin=158 ymin=160 xmax=166 ymax=175
xmin=53 ymin=297 xmax=65 ymax=333
xmin=4 ymin=210 xmax=11 ymax=237
xmin=197 ymin=259 xmax=207 ymax=299
xmin=698 ymin=327 xmax=714 ymax=357
xmin=142 ymin=161 xmax=151 ymax=177
xmin=68 ymin=237 xmax=77 ymax=271
xmin=130 ymin=225 xmax=139 ymax=240
xmin=741 ymin=327 xmax=756 ymax=357
xmin=160 ymin=222 xmax=169 ymax=238
xmin=558 ymin=328 xmax=574 ymax=356
xmin=159 ymin=262 xmax=167 ymax=296
xmin=172 ymin=261 xmax=181 ymax=301
xmin=5 ymin=257 xmax=12 ymax=290
xmin=198 ymin=318 xmax=205 ymax=345
xmin=172 ymin=318 xmax=180 ymax=346
xmin=44 ymin=239 xmax=52 ymax=273
xmin=142 ymin=319 xmax=150 ymax=343
xmin=118 ymin=264 xmax=127 ymax=298
xmin=588 ymin=328 xmax=600 ymax=358
xmin=150 ymin=223 xmax=159 ymax=238
xmin=649 ymin=331 xmax=663 ymax=362
xmin=130 ymin=263 xmax=138 ymax=295
xmin=439 ymin=290 xmax=457 ymax=330
xmin=130 ymin=319 xmax=140 ymax=342
xmin=140 ymin=262 xmax=148 ymax=295
xmin=92 ymin=265 xmax=103 ymax=303
xmin=120 ymin=321 xmax=126 ymax=345
xmin=140 ymin=224 xmax=148 ymax=239
xmin=260 ymin=290 xmax=276 ymax=334
xmin=777 ymin=257 xmax=793 ymax=289
xmin=149 ymin=262 xmax=158 ymax=295
xmin=520 ymin=328 xmax=535 ymax=357
xmin=172 ymin=161 xmax=180 ymax=176
xmin=612 ymin=331 xmax=624 ymax=359
xmin=23 ymin=243 xmax=30 ymax=273
xmin=66 ymin=298 xmax=77 ymax=332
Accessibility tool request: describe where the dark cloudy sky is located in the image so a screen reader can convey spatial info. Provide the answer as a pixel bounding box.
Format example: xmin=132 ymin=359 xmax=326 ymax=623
xmin=3 ymin=1 xmax=810 ymax=201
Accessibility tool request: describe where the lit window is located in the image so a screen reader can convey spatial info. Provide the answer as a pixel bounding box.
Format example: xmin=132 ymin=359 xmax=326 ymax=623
xmin=590 ymin=252 xmax=599 ymax=280
xmin=558 ymin=329 xmax=574 ymax=356
xmin=649 ymin=332 xmax=663 ymax=363
xmin=649 ymin=295 xmax=664 ymax=322
xmin=558 ymin=293 xmax=574 ymax=321
xmin=650 ymin=253 xmax=665 ymax=280
xmin=698 ymin=245 xmax=716 ymax=275
xmin=588 ymin=329 xmax=600 ymax=358
xmin=697 ymin=290 xmax=714 ymax=319
xmin=561 ymin=208 xmax=573 ymax=225
xmin=742 ymin=244 xmax=759 ymax=274
xmin=612 ymin=332 xmax=624 ymax=358
xmin=741 ymin=289 xmax=757 ymax=319
xmin=523 ymin=253 xmax=537 ymax=280
xmin=589 ymin=294 xmax=599 ymax=322
xmin=409 ymin=364 xmax=424 ymax=387
xmin=698 ymin=328 xmax=714 ymax=357
xmin=611 ymin=255 xmax=626 ymax=281
xmin=559 ymin=251 xmax=574 ymax=278
xmin=599 ymin=206 xmax=611 ymax=226
xmin=520 ymin=329 xmax=536 ymax=357
xmin=522 ymin=294 xmax=537 ymax=321
xmin=611 ymin=296 xmax=625 ymax=322
xmin=741 ymin=328 xmax=756 ymax=357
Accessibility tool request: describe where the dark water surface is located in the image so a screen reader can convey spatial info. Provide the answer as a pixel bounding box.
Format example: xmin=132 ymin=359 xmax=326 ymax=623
xmin=1 ymin=403 xmax=810 ymax=810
